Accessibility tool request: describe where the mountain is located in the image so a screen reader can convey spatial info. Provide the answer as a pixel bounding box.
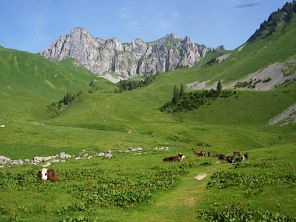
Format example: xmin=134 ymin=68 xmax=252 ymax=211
xmin=41 ymin=28 xmax=223 ymax=80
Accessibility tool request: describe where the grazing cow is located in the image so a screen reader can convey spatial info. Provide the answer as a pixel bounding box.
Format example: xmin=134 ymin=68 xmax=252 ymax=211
xmin=232 ymin=151 xmax=248 ymax=162
xmin=216 ymin=153 xmax=226 ymax=160
xmin=225 ymin=155 xmax=234 ymax=163
xmin=244 ymin=152 xmax=248 ymax=160
xmin=163 ymin=153 xmax=185 ymax=162
xmin=37 ymin=168 xmax=57 ymax=182
xmin=192 ymin=148 xmax=206 ymax=157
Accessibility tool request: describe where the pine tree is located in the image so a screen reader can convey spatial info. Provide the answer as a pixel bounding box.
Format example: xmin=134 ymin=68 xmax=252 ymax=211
xmin=172 ymin=85 xmax=179 ymax=104
xmin=216 ymin=80 xmax=222 ymax=96
xmin=179 ymin=83 xmax=185 ymax=97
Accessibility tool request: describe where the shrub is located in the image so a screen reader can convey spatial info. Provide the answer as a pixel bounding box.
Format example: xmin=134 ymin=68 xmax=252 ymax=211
xmin=197 ymin=204 xmax=296 ymax=222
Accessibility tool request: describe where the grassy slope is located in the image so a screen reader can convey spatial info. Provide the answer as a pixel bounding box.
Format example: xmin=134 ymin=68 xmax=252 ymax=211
xmin=0 ymin=47 xmax=116 ymax=121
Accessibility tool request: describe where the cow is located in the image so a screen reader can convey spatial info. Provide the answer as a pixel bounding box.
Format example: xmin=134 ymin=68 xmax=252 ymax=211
xmin=216 ymin=153 xmax=226 ymax=160
xmin=37 ymin=168 xmax=57 ymax=182
xmin=192 ymin=148 xmax=206 ymax=157
xmin=163 ymin=153 xmax=185 ymax=162
xmin=225 ymin=155 xmax=234 ymax=163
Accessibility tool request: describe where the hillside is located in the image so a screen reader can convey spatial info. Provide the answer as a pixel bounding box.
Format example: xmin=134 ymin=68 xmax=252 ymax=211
xmin=0 ymin=47 xmax=116 ymax=121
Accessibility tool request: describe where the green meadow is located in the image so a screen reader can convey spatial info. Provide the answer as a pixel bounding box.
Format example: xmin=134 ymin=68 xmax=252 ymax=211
xmin=1 ymin=5 xmax=296 ymax=222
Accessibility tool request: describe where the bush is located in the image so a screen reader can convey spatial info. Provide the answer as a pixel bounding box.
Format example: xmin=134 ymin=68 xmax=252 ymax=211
xmin=47 ymin=91 xmax=82 ymax=118
xmin=197 ymin=204 xmax=296 ymax=222
xmin=117 ymin=75 xmax=157 ymax=92
xmin=161 ymin=85 xmax=236 ymax=112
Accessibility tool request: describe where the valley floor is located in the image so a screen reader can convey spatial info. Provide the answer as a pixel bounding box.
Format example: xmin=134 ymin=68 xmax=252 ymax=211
xmin=0 ymin=120 xmax=295 ymax=221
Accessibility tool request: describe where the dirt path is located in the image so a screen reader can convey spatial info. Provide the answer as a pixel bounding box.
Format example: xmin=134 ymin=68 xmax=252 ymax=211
xmin=127 ymin=163 xmax=228 ymax=222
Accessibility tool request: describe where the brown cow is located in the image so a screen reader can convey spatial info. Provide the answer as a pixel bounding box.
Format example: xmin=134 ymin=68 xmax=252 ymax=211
xmin=37 ymin=168 xmax=57 ymax=182
xmin=216 ymin=153 xmax=226 ymax=160
xmin=192 ymin=148 xmax=206 ymax=157
xmin=163 ymin=153 xmax=185 ymax=162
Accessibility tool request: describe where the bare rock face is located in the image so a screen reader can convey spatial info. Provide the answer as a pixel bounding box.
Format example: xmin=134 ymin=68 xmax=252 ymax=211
xmin=41 ymin=27 xmax=223 ymax=79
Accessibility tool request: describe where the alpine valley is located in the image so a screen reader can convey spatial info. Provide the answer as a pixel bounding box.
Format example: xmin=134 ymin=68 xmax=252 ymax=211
xmin=0 ymin=1 xmax=296 ymax=222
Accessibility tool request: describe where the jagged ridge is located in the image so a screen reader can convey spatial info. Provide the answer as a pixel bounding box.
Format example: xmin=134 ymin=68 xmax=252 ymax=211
xmin=41 ymin=28 xmax=223 ymax=79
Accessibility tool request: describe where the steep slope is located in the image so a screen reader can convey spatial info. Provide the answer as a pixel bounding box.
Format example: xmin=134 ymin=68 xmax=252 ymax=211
xmin=248 ymin=0 xmax=296 ymax=41
xmin=0 ymin=47 xmax=116 ymax=121
xmin=185 ymin=1 xmax=296 ymax=89
xmin=41 ymin=28 xmax=223 ymax=79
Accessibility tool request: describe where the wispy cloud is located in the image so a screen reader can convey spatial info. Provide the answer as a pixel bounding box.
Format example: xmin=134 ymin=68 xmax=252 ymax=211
xmin=117 ymin=7 xmax=131 ymax=19
xmin=236 ymin=3 xmax=260 ymax=8
xmin=116 ymin=7 xmax=143 ymax=31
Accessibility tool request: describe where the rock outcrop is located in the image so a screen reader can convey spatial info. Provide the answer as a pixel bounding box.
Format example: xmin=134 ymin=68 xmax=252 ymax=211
xmin=41 ymin=27 xmax=223 ymax=80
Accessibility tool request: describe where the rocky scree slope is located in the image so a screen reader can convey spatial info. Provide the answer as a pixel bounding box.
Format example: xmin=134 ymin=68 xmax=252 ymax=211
xmin=41 ymin=27 xmax=223 ymax=79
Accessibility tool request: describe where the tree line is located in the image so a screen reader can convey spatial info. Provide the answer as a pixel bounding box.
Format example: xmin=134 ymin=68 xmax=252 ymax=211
xmin=161 ymin=81 xmax=235 ymax=112
xmin=47 ymin=91 xmax=82 ymax=118
xmin=117 ymin=75 xmax=157 ymax=92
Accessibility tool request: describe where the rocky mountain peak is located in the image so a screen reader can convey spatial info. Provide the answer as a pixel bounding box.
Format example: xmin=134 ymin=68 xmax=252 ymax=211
xmin=165 ymin=33 xmax=177 ymax=39
xmin=41 ymin=28 xmax=224 ymax=81
xmin=70 ymin=27 xmax=88 ymax=34
xmin=182 ymin=36 xmax=192 ymax=44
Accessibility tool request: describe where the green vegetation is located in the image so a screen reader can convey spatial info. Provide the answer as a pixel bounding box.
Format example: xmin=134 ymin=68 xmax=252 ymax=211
xmin=117 ymin=75 xmax=157 ymax=92
xmin=198 ymin=204 xmax=296 ymax=222
xmin=47 ymin=91 xmax=82 ymax=118
xmin=161 ymin=82 xmax=236 ymax=112
xmin=195 ymin=50 xmax=229 ymax=67
xmin=88 ymin=79 xmax=117 ymax=93
xmin=0 ymin=47 xmax=117 ymax=121
xmin=263 ymin=77 xmax=272 ymax=83
xmin=234 ymin=79 xmax=263 ymax=89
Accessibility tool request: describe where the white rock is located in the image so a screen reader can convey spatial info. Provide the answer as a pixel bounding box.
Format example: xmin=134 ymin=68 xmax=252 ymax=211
xmin=10 ymin=159 xmax=24 ymax=166
xmin=58 ymin=152 xmax=71 ymax=159
xmin=104 ymin=153 xmax=112 ymax=158
xmin=0 ymin=156 xmax=11 ymax=164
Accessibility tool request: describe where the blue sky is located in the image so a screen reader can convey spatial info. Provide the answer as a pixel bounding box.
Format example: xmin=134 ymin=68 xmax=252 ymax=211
xmin=0 ymin=0 xmax=291 ymax=52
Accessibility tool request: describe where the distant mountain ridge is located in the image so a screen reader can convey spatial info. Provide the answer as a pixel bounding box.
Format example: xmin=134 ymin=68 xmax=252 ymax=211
xmin=41 ymin=28 xmax=224 ymax=79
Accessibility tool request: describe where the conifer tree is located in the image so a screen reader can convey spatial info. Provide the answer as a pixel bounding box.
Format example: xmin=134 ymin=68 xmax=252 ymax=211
xmin=172 ymin=85 xmax=179 ymax=104
xmin=179 ymin=83 xmax=185 ymax=97
xmin=216 ymin=80 xmax=222 ymax=96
